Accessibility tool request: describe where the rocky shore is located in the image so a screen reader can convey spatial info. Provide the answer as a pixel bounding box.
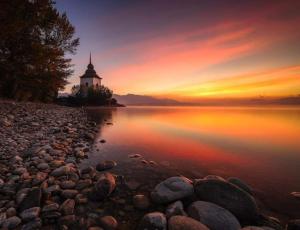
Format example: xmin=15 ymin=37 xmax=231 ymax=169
xmin=0 ymin=101 xmax=299 ymax=230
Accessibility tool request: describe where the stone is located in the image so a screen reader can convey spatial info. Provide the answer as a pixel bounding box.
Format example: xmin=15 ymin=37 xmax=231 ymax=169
xmin=133 ymin=194 xmax=150 ymax=210
xmin=61 ymin=189 xmax=79 ymax=199
xmin=287 ymin=219 xmax=300 ymax=230
xmin=32 ymin=172 xmax=48 ymax=185
xmin=129 ymin=154 xmax=142 ymax=158
xmin=168 ymin=215 xmax=209 ymax=230
xmin=19 ymin=188 xmax=42 ymax=212
xmin=241 ymin=227 xmax=274 ymax=230
xmin=76 ymin=179 xmax=92 ymax=190
xmin=151 ymin=176 xmax=194 ymax=204
xmin=291 ymin=192 xmax=300 ymax=200
xmin=60 ymin=199 xmax=75 ymax=215
xmin=204 ymin=175 xmax=226 ymax=181
xmin=96 ymin=160 xmax=117 ymax=171
xmin=51 ymin=165 xmax=72 ymax=177
xmin=60 ymin=180 xmax=76 ymax=189
xmin=188 ymin=201 xmax=241 ymax=230
xmin=20 ymin=207 xmax=41 ymax=222
xmin=89 ymin=227 xmax=104 ymax=230
xmin=37 ymin=163 xmax=49 ymax=170
xmin=228 ymin=177 xmax=253 ymax=194
xmin=6 ymin=207 xmax=17 ymax=218
xmin=59 ymin=214 xmax=76 ymax=226
xmin=44 ymin=185 xmax=61 ymax=194
xmin=21 ymin=218 xmax=42 ymax=230
xmin=138 ymin=212 xmax=167 ymax=230
xmin=1 ymin=216 xmax=21 ymax=229
xmin=90 ymin=173 xmax=116 ymax=201
xmin=194 ymin=178 xmax=259 ymax=224
xmin=99 ymin=216 xmax=118 ymax=230
xmin=166 ymin=201 xmax=187 ymax=218
xmin=42 ymin=203 xmax=59 ymax=212
xmin=75 ymin=194 xmax=88 ymax=204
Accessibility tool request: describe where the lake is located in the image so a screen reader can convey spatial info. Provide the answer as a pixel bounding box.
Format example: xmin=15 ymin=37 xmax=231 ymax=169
xmin=84 ymin=106 xmax=300 ymax=221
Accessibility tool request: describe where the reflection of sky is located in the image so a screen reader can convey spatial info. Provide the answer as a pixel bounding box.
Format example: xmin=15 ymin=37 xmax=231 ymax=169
xmin=56 ymin=1 xmax=300 ymax=100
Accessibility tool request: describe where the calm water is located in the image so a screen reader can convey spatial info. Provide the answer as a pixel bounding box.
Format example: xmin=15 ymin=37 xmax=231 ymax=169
xmin=84 ymin=106 xmax=300 ymax=220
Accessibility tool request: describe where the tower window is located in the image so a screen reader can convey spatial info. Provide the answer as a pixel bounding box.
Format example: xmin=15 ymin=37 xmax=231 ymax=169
xmin=86 ymin=82 xmax=88 ymax=87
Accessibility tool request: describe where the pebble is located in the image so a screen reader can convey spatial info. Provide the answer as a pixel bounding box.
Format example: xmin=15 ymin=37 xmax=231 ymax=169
xmin=99 ymin=215 xmax=118 ymax=230
xmin=133 ymin=194 xmax=150 ymax=210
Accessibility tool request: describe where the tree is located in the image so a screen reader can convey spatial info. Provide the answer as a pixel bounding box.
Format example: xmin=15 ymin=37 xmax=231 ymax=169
xmin=0 ymin=0 xmax=79 ymax=101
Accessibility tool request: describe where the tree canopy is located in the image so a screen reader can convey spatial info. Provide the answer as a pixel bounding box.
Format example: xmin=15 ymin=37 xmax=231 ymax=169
xmin=0 ymin=0 xmax=79 ymax=102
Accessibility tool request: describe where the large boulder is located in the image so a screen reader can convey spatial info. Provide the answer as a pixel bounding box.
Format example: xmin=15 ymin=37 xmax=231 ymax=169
xmin=151 ymin=177 xmax=194 ymax=204
xmin=194 ymin=179 xmax=259 ymax=224
xmin=227 ymin=177 xmax=253 ymax=195
xmin=89 ymin=173 xmax=116 ymax=201
xmin=187 ymin=201 xmax=241 ymax=230
xmin=138 ymin=212 xmax=167 ymax=230
xmin=168 ymin=215 xmax=209 ymax=230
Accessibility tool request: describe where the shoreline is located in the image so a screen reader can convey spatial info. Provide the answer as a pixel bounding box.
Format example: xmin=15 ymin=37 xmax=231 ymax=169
xmin=0 ymin=101 xmax=298 ymax=229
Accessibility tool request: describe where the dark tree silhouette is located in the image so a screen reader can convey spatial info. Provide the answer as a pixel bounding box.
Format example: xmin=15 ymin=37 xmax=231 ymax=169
xmin=0 ymin=0 xmax=79 ymax=101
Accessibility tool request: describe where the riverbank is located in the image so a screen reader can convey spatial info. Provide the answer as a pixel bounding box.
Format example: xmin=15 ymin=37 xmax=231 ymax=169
xmin=0 ymin=101 xmax=299 ymax=230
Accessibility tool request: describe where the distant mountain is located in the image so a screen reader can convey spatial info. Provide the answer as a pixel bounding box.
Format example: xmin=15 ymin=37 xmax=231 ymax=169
xmin=113 ymin=94 xmax=184 ymax=106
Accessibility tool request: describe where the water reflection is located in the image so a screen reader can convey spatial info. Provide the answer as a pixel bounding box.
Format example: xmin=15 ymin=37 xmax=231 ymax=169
xmin=84 ymin=106 xmax=300 ymax=220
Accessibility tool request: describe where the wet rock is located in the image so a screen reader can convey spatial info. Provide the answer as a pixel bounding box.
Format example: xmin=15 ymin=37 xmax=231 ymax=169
xmin=228 ymin=177 xmax=253 ymax=194
xmin=44 ymin=185 xmax=60 ymax=194
xmin=151 ymin=176 xmax=194 ymax=204
xmin=133 ymin=194 xmax=150 ymax=210
xmin=42 ymin=203 xmax=59 ymax=212
xmin=20 ymin=207 xmax=41 ymax=222
xmin=51 ymin=165 xmax=72 ymax=177
xmin=60 ymin=199 xmax=75 ymax=215
xmin=60 ymin=180 xmax=76 ymax=189
xmin=188 ymin=201 xmax=241 ymax=230
xmin=166 ymin=201 xmax=187 ymax=218
xmin=37 ymin=163 xmax=49 ymax=171
xmin=90 ymin=173 xmax=116 ymax=201
xmin=99 ymin=139 xmax=106 ymax=143
xmin=59 ymin=214 xmax=76 ymax=226
xmin=1 ymin=216 xmax=21 ymax=229
xmin=291 ymin=192 xmax=300 ymax=200
xmin=138 ymin=212 xmax=167 ymax=230
xmin=168 ymin=215 xmax=209 ymax=230
xmin=21 ymin=218 xmax=42 ymax=230
xmin=75 ymin=194 xmax=88 ymax=204
xmin=19 ymin=188 xmax=42 ymax=212
xmin=129 ymin=154 xmax=142 ymax=158
xmin=89 ymin=227 xmax=104 ymax=230
xmin=61 ymin=189 xmax=79 ymax=199
xmin=204 ymin=175 xmax=226 ymax=181
xmin=76 ymin=179 xmax=92 ymax=190
xmin=286 ymin=219 xmax=300 ymax=230
xmin=96 ymin=160 xmax=117 ymax=171
xmin=99 ymin=215 xmax=118 ymax=230
xmin=6 ymin=207 xmax=17 ymax=218
xmin=194 ymin=178 xmax=259 ymax=224
xmin=32 ymin=172 xmax=48 ymax=185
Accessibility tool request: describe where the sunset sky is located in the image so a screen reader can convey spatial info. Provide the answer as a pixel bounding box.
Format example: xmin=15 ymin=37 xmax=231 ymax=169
xmin=56 ymin=0 xmax=300 ymax=102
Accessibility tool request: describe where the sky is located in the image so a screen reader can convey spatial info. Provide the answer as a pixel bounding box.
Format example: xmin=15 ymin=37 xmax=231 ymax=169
xmin=56 ymin=0 xmax=300 ymax=102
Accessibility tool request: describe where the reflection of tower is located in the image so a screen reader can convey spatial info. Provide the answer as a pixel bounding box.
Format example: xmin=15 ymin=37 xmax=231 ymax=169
xmin=80 ymin=53 xmax=102 ymax=88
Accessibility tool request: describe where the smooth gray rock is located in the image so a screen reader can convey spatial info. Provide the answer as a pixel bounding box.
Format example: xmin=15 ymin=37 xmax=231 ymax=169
xmin=194 ymin=179 xmax=259 ymax=224
xmin=151 ymin=177 xmax=194 ymax=204
xmin=168 ymin=215 xmax=209 ymax=230
xmin=20 ymin=207 xmax=41 ymax=222
xmin=60 ymin=199 xmax=75 ymax=215
xmin=90 ymin=173 xmax=116 ymax=201
xmin=2 ymin=216 xmax=22 ymax=229
xmin=138 ymin=212 xmax=167 ymax=230
xmin=228 ymin=177 xmax=253 ymax=194
xmin=166 ymin=201 xmax=187 ymax=218
xmin=96 ymin=160 xmax=117 ymax=171
xmin=188 ymin=201 xmax=241 ymax=230
xmin=51 ymin=165 xmax=72 ymax=177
